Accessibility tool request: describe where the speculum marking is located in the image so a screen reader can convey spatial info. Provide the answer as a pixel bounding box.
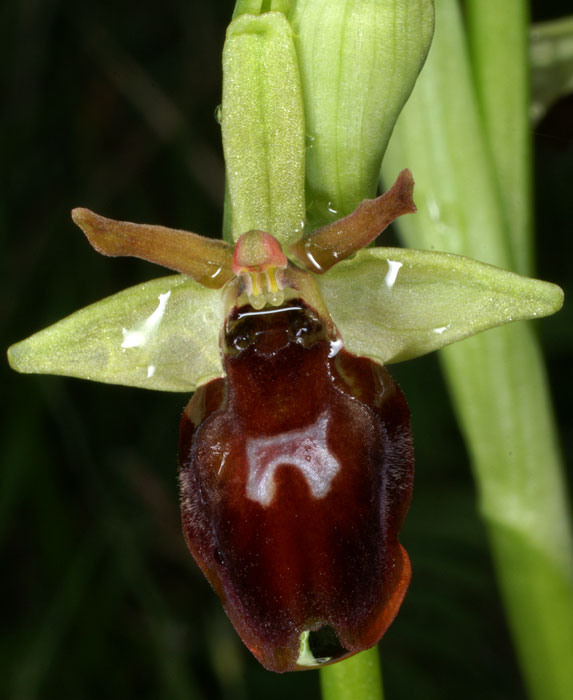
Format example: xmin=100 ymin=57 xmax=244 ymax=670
xmin=245 ymin=413 xmax=340 ymax=506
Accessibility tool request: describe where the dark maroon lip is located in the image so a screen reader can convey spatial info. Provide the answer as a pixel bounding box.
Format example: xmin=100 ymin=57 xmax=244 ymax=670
xmin=179 ymin=297 xmax=413 ymax=672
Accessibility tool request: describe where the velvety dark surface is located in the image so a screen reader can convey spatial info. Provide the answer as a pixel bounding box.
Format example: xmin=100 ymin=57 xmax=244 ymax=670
xmin=2 ymin=1 xmax=572 ymax=698
xmin=179 ymin=302 xmax=413 ymax=671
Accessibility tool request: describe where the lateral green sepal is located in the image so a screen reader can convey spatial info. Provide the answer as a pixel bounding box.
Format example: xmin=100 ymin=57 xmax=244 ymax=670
xmin=7 ymin=275 xmax=225 ymax=392
xmin=317 ymin=247 xmax=564 ymax=365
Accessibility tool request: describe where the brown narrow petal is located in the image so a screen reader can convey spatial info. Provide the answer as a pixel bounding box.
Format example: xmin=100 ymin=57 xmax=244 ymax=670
xmin=72 ymin=208 xmax=234 ymax=289
xmin=289 ymin=169 xmax=416 ymax=274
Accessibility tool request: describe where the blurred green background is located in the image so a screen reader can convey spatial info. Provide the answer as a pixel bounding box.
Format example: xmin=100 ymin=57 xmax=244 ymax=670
xmin=2 ymin=1 xmax=571 ymax=698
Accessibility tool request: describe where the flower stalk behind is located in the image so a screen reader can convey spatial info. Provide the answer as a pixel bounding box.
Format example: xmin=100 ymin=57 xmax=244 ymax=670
xmin=382 ymin=2 xmax=573 ymax=698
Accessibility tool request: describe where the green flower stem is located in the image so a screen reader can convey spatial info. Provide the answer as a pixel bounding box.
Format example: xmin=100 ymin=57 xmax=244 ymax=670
xmin=320 ymin=647 xmax=383 ymax=700
xmin=442 ymin=326 xmax=573 ymax=700
xmin=382 ymin=1 xmax=573 ymax=699
xmin=465 ymin=0 xmax=532 ymax=276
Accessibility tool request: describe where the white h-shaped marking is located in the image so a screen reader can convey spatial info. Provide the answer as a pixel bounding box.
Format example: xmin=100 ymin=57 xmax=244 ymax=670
xmin=245 ymin=413 xmax=340 ymax=506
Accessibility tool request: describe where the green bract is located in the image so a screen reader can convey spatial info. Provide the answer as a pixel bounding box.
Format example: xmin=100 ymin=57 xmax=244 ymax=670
xmin=289 ymin=0 xmax=435 ymax=226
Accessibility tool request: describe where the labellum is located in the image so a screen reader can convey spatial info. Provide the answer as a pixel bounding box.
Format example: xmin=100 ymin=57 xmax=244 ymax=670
xmin=179 ymin=297 xmax=413 ymax=672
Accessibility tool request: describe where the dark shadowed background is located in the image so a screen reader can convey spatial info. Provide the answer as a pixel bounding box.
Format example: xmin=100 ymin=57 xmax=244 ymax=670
xmin=2 ymin=1 xmax=572 ymax=698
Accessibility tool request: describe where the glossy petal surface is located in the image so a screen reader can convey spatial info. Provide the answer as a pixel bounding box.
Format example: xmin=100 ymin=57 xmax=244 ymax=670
xmin=179 ymin=301 xmax=413 ymax=672
xmin=8 ymin=275 xmax=224 ymax=392
xmin=317 ymin=247 xmax=564 ymax=365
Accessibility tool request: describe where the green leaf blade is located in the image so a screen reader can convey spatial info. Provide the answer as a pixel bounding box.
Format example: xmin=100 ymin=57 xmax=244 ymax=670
xmin=318 ymin=247 xmax=563 ymax=365
xmin=7 ymin=275 xmax=225 ymax=393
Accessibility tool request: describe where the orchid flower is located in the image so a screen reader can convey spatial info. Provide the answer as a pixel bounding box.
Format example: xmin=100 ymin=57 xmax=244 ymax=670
xmin=7 ymin=0 xmax=563 ymax=675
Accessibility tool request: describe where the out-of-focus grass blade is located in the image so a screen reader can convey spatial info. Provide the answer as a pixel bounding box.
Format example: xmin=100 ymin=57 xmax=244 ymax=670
xmin=530 ymin=15 xmax=573 ymax=124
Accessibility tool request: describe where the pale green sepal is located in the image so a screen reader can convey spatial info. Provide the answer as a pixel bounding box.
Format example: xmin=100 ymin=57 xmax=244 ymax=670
xmin=530 ymin=16 xmax=573 ymax=124
xmin=222 ymin=12 xmax=305 ymax=246
xmin=7 ymin=275 xmax=225 ymax=393
xmin=288 ymin=0 xmax=434 ymax=228
xmin=317 ymin=247 xmax=563 ymax=365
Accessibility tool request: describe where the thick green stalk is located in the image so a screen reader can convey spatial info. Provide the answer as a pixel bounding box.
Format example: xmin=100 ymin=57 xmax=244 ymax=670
xmin=465 ymin=0 xmax=532 ymax=275
xmin=381 ymin=1 xmax=573 ymax=699
xmin=320 ymin=647 xmax=383 ymax=700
